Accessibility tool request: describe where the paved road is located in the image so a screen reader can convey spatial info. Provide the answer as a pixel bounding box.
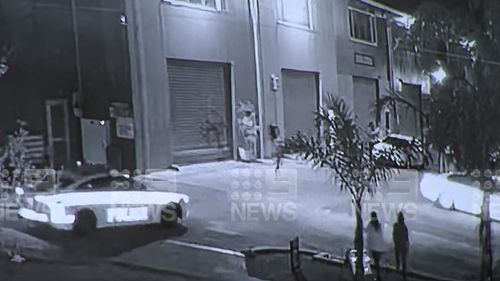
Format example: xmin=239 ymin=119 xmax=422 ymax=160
xmin=0 ymin=160 xmax=497 ymax=280
xmin=142 ymin=160 xmax=497 ymax=280
xmin=0 ymin=257 xmax=195 ymax=281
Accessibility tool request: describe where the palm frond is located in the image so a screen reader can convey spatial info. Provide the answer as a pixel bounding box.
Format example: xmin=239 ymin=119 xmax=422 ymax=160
xmin=284 ymin=94 xmax=405 ymax=201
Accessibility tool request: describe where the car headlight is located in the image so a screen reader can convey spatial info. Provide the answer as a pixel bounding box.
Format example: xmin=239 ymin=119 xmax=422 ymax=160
xmin=15 ymin=187 xmax=24 ymax=196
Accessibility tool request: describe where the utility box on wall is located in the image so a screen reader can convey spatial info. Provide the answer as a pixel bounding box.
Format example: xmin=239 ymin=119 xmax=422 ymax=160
xmin=109 ymin=102 xmax=134 ymax=140
xmin=81 ymin=119 xmax=111 ymax=165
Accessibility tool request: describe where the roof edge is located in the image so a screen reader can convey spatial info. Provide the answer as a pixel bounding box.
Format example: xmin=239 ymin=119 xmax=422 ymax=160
xmin=359 ymin=0 xmax=409 ymax=17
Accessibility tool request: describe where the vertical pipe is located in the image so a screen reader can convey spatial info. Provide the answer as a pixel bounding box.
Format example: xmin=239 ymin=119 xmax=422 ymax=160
xmin=248 ymin=0 xmax=265 ymax=159
xmin=386 ymin=18 xmax=395 ymax=92
xmin=69 ymin=0 xmax=83 ymax=167
xmin=124 ymin=0 xmax=150 ymax=170
xmin=385 ymin=17 xmax=398 ymax=131
xmin=70 ymin=0 xmax=83 ymax=95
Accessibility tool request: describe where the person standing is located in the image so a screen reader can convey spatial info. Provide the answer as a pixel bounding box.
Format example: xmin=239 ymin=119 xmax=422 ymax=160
xmin=393 ymin=211 xmax=410 ymax=280
xmin=366 ymin=211 xmax=388 ymax=281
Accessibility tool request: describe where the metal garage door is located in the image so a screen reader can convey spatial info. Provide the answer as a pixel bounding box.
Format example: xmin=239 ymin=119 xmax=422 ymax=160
xmin=398 ymin=83 xmax=422 ymax=138
xmin=167 ymin=59 xmax=232 ymax=164
xmin=352 ymin=76 xmax=379 ymax=130
xmin=282 ymin=69 xmax=319 ymax=138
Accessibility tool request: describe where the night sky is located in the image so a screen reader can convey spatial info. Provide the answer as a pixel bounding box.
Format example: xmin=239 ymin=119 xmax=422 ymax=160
xmin=377 ymin=0 xmax=470 ymax=13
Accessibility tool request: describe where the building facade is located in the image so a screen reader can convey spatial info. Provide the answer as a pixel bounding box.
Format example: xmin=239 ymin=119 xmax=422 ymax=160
xmin=0 ymin=0 xmax=429 ymax=171
xmin=126 ymin=0 xmax=423 ymax=170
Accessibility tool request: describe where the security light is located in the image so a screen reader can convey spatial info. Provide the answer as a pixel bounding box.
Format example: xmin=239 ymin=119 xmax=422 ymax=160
xmin=431 ymin=67 xmax=447 ymax=84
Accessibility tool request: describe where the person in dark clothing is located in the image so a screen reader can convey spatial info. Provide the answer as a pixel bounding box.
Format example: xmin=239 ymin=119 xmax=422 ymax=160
xmin=393 ymin=211 xmax=410 ymax=280
xmin=478 ymin=194 xmax=493 ymax=281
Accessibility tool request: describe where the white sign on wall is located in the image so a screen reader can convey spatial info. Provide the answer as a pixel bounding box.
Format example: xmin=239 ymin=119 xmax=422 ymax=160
xmin=81 ymin=119 xmax=110 ymax=165
xmin=116 ymin=117 xmax=135 ymax=140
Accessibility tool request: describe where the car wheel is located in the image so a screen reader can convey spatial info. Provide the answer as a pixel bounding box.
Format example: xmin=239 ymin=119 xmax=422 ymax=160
xmin=73 ymin=209 xmax=97 ymax=236
xmin=437 ymin=193 xmax=454 ymax=210
xmin=160 ymin=203 xmax=181 ymax=227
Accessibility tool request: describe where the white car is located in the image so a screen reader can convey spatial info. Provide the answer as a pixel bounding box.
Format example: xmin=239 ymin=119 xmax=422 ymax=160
xmin=17 ymin=173 xmax=189 ymax=235
xmin=372 ymin=134 xmax=425 ymax=170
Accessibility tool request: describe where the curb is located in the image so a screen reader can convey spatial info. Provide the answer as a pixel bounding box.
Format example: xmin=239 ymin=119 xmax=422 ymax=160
xmin=109 ymin=259 xmax=215 ymax=280
xmin=0 ymin=227 xmax=65 ymax=265
xmin=242 ymin=246 xmax=459 ymax=281
xmin=0 ymin=248 xmax=74 ymax=266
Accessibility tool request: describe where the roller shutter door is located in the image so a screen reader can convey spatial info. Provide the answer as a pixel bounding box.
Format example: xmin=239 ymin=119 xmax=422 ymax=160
xmin=352 ymin=76 xmax=379 ymax=130
xmin=282 ymin=69 xmax=319 ymax=138
xmin=167 ymin=59 xmax=232 ymax=164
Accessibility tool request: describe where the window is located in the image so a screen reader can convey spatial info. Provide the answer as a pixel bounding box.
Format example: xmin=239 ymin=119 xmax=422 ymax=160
xmin=164 ymin=0 xmax=226 ymax=11
xmin=278 ymin=0 xmax=313 ymax=30
xmin=348 ymin=8 xmax=377 ymax=45
xmin=384 ymin=108 xmax=391 ymax=132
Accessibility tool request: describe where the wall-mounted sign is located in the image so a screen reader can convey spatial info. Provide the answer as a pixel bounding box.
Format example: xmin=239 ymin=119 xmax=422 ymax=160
xmin=110 ymin=102 xmax=132 ymax=118
xmin=271 ymin=74 xmax=280 ymax=92
xmin=354 ymin=53 xmax=375 ymax=67
xmin=81 ymin=119 xmax=110 ymax=165
xmin=116 ymin=117 xmax=135 ymax=139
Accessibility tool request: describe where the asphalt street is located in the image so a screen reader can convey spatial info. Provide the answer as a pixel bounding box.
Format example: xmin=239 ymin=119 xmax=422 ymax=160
xmin=0 ymin=160 xmax=497 ymax=280
xmin=0 ymin=257 xmax=196 ymax=281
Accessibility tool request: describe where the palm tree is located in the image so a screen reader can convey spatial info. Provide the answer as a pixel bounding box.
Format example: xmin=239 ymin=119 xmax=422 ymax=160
xmin=284 ymin=95 xmax=402 ymax=281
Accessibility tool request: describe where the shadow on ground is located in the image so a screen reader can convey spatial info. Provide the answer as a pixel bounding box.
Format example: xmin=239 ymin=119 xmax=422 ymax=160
xmin=245 ymin=251 xmax=422 ymax=281
xmin=23 ymin=223 xmax=187 ymax=262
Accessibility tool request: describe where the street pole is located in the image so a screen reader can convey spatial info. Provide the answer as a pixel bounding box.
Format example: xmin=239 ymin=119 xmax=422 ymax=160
xmin=70 ymin=0 xmax=83 ymax=97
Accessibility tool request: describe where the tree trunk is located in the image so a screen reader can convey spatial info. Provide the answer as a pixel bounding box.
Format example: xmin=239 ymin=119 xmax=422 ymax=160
xmin=480 ymin=191 xmax=492 ymax=281
xmin=354 ymin=199 xmax=365 ymax=281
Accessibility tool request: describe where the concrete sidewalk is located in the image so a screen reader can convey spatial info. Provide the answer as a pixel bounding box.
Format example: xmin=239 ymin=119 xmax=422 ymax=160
xmin=110 ymin=239 xmax=260 ymax=281
xmin=244 ymin=248 xmax=438 ymax=281
xmin=111 ymin=238 xmax=441 ymax=281
xmin=0 ymin=227 xmax=61 ymax=261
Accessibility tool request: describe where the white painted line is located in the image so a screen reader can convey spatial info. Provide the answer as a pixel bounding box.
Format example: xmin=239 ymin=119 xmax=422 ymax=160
xmin=163 ymin=240 xmax=245 ymax=258
xmin=205 ymin=227 xmax=242 ymax=237
xmin=411 ymin=230 xmax=476 ymax=250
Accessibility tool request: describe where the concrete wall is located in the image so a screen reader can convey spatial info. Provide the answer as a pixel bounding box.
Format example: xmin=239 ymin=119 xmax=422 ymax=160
xmin=126 ymin=0 xmax=258 ymax=169
xmin=334 ymin=0 xmax=391 ymax=120
xmin=126 ymin=0 xmax=345 ymax=165
xmin=161 ymin=0 xmax=258 ymax=159
xmin=126 ymin=0 xmax=423 ymax=168
xmin=257 ymin=0 xmax=339 ymax=155
xmin=125 ymin=0 xmax=172 ymax=170
xmin=76 ymin=0 xmax=136 ymax=170
xmin=158 ymin=0 xmax=341 ymax=159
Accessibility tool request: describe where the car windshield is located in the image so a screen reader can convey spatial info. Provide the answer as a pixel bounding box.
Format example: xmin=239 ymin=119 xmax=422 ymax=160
xmin=57 ymin=178 xmax=76 ymax=189
xmin=73 ymin=176 xmax=147 ymax=191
